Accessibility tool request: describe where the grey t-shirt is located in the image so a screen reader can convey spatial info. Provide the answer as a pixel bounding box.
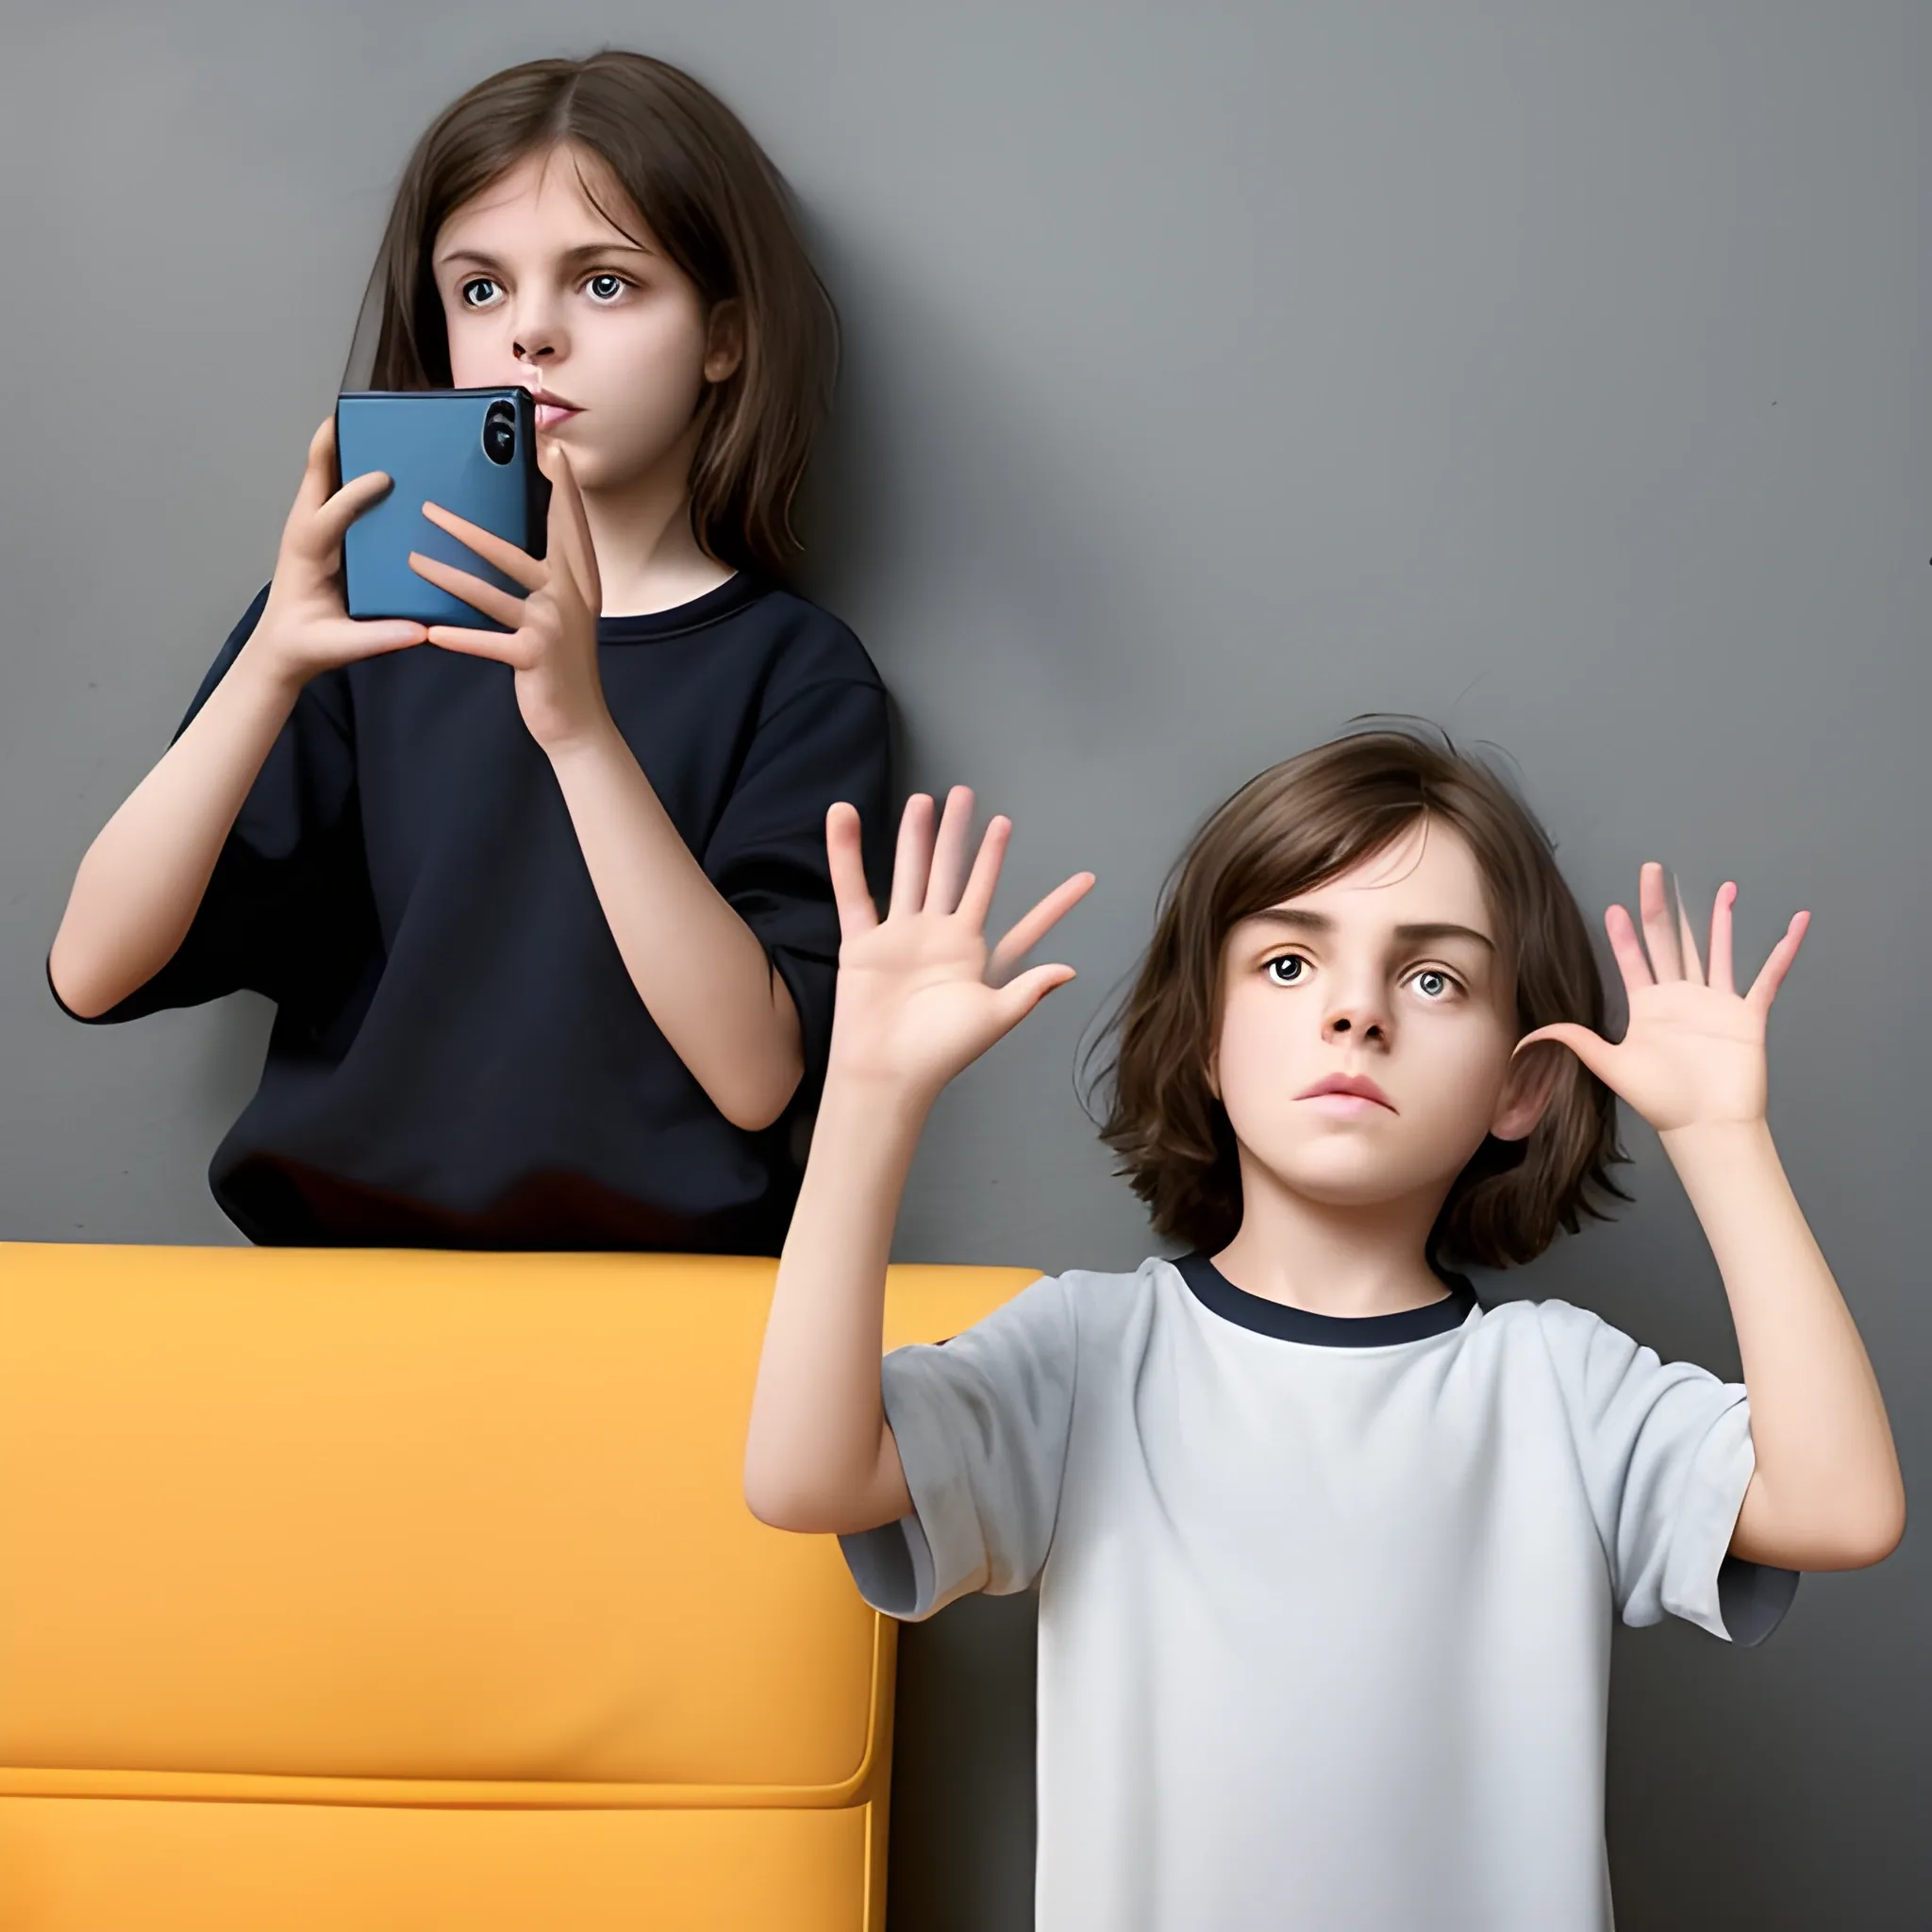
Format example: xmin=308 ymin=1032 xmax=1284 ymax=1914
xmin=841 ymin=1253 xmax=1795 ymax=1932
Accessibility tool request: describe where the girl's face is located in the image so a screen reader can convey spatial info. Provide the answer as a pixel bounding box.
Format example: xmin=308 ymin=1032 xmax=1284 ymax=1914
xmin=431 ymin=143 xmax=741 ymax=497
xmin=1212 ymin=821 xmax=1550 ymax=1218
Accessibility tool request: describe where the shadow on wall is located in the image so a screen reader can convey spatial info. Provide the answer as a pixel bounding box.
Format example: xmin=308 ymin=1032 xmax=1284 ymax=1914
xmin=793 ymin=220 xmax=1199 ymax=806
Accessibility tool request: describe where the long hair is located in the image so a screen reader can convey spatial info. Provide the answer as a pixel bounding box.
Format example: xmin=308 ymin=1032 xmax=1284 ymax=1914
xmin=347 ymin=51 xmax=837 ymax=576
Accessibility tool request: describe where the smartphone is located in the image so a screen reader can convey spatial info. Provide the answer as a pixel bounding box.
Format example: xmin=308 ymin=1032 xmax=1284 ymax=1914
xmin=335 ymin=388 xmax=550 ymax=630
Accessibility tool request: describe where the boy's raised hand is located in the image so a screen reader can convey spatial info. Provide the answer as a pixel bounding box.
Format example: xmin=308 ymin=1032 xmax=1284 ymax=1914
xmin=1519 ymin=862 xmax=1808 ymax=1134
xmin=825 ymin=788 xmax=1094 ymax=1108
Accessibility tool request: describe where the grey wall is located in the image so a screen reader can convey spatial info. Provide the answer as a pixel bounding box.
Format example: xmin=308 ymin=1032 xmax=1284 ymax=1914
xmin=5 ymin=2 xmax=1926 ymax=1924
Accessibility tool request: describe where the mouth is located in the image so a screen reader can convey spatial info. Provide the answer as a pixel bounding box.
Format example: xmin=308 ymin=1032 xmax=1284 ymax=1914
xmin=1295 ymin=1074 xmax=1396 ymax=1112
xmin=523 ymin=386 xmax=582 ymax=428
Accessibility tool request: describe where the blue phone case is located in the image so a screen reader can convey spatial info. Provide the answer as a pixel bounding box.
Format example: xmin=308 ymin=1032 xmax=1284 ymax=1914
xmin=336 ymin=388 xmax=550 ymax=630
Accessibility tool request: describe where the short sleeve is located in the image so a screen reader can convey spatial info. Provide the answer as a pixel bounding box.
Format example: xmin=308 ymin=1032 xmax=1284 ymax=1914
xmin=840 ymin=1274 xmax=1078 ymax=1623
xmin=55 ymin=587 xmax=369 ymax=1025
xmin=701 ymin=675 xmax=890 ymax=1104
xmin=1535 ymin=1300 xmax=1798 ymax=1647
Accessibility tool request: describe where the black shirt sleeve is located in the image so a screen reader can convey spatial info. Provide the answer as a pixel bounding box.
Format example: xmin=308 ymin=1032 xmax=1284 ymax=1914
xmin=58 ymin=587 xmax=372 ymax=1025
xmin=701 ymin=672 xmax=891 ymax=1106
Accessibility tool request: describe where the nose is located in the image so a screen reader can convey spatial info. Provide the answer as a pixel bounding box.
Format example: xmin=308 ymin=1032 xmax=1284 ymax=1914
xmin=509 ymin=296 xmax=564 ymax=367
xmin=1322 ymin=990 xmax=1390 ymax=1047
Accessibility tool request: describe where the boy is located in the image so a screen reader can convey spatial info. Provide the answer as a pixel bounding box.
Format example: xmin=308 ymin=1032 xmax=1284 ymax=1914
xmin=744 ymin=728 xmax=1903 ymax=1930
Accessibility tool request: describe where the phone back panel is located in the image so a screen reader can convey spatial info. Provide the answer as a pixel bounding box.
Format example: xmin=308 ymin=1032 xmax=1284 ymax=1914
xmin=336 ymin=390 xmax=548 ymax=630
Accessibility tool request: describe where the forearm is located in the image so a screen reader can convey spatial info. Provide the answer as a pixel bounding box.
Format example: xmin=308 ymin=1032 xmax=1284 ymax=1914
xmin=1665 ymin=1119 xmax=1905 ymax=1567
xmin=743 ymin=1074 xmax=923 ymax=1532
xmin=50 ymin=649 xmax=299 ymax=1017
xmin=546 ymin=723 xmax=803 ymax=1130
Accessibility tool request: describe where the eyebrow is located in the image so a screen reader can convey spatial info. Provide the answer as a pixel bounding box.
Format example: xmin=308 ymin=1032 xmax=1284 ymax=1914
xmin=433 ymin=240 xmax=658 ymax=272
xmin=1244 ymin=908 xmax=1497 ymax=953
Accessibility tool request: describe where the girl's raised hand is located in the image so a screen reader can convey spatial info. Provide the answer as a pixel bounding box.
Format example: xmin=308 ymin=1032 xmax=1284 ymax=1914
xmin=409 ymin=437 xmax=608 ymax=754
xmin=1519 ymin=862 xmax=1808 ymax=1135
xmin=825 ymin=789 xmax=1095 ymax=1108
xmin=242 ymin=418 xmax=430 ymax=689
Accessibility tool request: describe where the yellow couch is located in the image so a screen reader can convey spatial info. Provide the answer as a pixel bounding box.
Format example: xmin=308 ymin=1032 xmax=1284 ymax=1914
xmin=0 ymin=1243 xmax=1035 ymax=1930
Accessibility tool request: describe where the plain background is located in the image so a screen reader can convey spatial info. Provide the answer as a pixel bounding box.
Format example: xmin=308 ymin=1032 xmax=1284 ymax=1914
xmin=4 ymin=2 xmax=1925 ymax=1924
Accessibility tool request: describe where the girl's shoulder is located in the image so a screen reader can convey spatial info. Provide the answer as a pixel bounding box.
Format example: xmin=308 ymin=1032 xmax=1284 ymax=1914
xmin=736 ymin=580 xmax=884 ymax=693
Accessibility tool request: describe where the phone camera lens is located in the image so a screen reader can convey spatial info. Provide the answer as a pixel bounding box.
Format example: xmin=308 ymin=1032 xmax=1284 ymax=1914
xmin=482 ymin=401 xmax=517 ymax=466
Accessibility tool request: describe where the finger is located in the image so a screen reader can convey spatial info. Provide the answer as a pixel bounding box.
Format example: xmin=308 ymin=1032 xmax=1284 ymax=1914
xmin=1674 ymin=876 xmax=1706 ymax=984
xmin=292 ymin=418 xmax=341 ymax=512
xmin=1604 ymin=903 xmax=1655 ymax=993
xmin=888 ymin=794 xmax=937 ymax=918
xmin=991 ymin=961 xmax=1077 ymax=1032
xmin=825 ymin=802 xmax=878 ymax=936
xmin=988 ymin=872 xmax=1097 ymax=982
xmin=957 ymin=814 xmax=1012 ymax=931
xmin=1639 ymin=862 xmax=1684 ymax=981
xmin=408 ymin=552 xmax=528 ymax=630
xmin=1744 ymin=910 xmax=1809 ymax=1014
xmin=1515 ymin=1022 xmax=1615 ymax=1084
xmin=419 ymin=502 xmax=546 ymax=593
xmin=423 ymin=625 xmax=525 ymax=666
xmin=313 ymin=618 xmax=428 ymax=658
xmin=1707 ymin=882 xmax=1738 ymax=995
xmin=543 ymin=442 xmax=602 ymax=611
xmin=925 ymin=787 xmax=979 ymax=915
xmin=306 ymin=467 xmax=395 ymax=555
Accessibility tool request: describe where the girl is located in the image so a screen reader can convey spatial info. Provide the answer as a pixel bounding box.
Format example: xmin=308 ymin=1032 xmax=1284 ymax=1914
xmin=49 ymin=52 xmax=890 ymax=1253
xmin=744 ymin=731 xmax=1904 ymax=1930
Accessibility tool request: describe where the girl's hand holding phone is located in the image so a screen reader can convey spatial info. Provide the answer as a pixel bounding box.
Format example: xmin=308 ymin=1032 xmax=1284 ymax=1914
xmin=242 ymin=419 xmax=431 ymax=691
xmin=408 ymin=438 xmax=610 ymax=757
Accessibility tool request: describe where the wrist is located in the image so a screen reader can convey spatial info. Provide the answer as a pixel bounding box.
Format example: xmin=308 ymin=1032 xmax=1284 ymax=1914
xmin=817 ymin=1058 xmax=937 ymax=1137
xmin=1658 ymin=1115 xmax=1774 ymax=1154
xmin=538 ymin=706 xmax=625 ymax=769
xmin=1658 ymin=1115 xmax=1781 ymax=1190
xmin=228 ymin=635 xmax=308 ymax=713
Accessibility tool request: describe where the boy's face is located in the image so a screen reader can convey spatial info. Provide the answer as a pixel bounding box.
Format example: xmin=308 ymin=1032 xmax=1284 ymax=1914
xmin=1212 ymin=821 xmax=1549 ymax=1218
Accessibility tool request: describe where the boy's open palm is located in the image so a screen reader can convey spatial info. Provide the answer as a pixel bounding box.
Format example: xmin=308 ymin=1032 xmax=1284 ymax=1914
xmin=826 ymin=789 xmax=1094 ymax=1106
xmin=1521 ymin=862 xmax=1808 ymax=1134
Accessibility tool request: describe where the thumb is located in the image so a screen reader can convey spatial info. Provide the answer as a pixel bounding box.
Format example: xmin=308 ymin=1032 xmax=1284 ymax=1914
xmin=992 ymin=962 xmax=1075 ymax=1033
xmin=1515 ymin=1023 xmax=1612 ymax=1081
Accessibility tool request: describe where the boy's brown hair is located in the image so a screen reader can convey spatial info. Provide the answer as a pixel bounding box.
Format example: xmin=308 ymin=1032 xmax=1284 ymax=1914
xmin=352 ymin=50 xmax=836 ymax=577
xmin=1094 ymin=725 xmax=1627 ymax=1269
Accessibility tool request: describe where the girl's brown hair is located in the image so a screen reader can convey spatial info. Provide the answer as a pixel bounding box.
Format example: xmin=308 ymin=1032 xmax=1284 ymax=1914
xmin=1093 ymin=724 xmax=1627 ymax=1269
xmin=352 ymin=50 xmax=836 ymax=576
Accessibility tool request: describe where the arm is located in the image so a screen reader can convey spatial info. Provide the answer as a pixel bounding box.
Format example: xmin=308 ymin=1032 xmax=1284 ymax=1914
xmin=544 ymin=724 xmax=806 ymax=1131
xmin=50 ymin=420 xmax=424 ymax=1017
xmin=408 ymin=445 xmax=812 ymax=1131
xmin=1665 ymin=1119 xmax=1902 ymax=1570
xmin=741 ymin=788 xmax=1092 ymax=1533
xmin=51 ymin=650 xmax=301 ymax=1017
xmin=1525 ymin=866 xmax=1905 ymax=1574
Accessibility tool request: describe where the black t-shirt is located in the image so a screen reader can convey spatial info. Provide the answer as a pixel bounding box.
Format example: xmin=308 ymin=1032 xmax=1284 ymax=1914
xmin=62 ymin=574 xmax=891 ymax=1252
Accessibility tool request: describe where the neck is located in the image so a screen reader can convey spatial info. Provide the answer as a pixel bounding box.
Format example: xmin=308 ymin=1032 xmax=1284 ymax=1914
xmin=1210 ymin=1158 xmax=1453 ymax=1319
xmin=578 ymin=425 xmax=735 ymax=618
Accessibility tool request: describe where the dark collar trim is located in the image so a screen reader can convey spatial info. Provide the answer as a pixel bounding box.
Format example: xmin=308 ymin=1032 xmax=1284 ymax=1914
xmin=1174 ymin=1251 xmax=1479 ymax=1346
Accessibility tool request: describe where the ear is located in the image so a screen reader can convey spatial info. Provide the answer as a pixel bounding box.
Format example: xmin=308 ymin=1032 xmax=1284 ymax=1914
xmin=704 ymin=298 xmax=745 ymax=385
xmin=1491 ymin=1038 xmax=1563 ymax=1144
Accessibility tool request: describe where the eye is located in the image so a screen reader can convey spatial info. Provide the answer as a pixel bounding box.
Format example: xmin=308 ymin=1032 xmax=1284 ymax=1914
xmin=1265 ymin=954 xmax=1307 ymax=987
xmin=1408 ymin=968 xmax=1459 ymax=1002
xmin=584 ymin=273 xmax=630 ymax=303
xmin=459 ymin=277 xmax=502 ymax=309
